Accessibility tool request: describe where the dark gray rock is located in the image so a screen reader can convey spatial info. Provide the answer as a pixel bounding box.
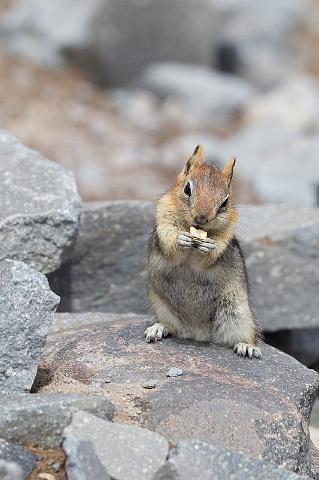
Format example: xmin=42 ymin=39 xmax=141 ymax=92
xmin=63 ymin=410 xmax=169 ymax=480
xmin=0 ymin=130 xmax=81 ymax=274
xmin=0 ymin=393 xmax=115 ymax=448
xmin=0 ymin=259 xmax=59 ymax=394
xmin=0 ymin=0 xmax=218 ymax=86
xmin=63 ymin=437 xmax=111 ymax=480
xmin=153 ymin=440 xmax=310 ymax=479
xmin=0 ymin=439 xmax=36 ymax=479
xmin=49 ymin=201 xmax=153 ymax=313
xmin=0 ymin=460 xmax=23 ymax=480
xmin=40 ymin=313 xmax=319 ymax=475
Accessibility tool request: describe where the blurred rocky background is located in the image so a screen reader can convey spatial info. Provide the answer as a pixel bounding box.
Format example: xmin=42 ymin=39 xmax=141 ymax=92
xmin=0 ymin=0 xmax=319 ymax=205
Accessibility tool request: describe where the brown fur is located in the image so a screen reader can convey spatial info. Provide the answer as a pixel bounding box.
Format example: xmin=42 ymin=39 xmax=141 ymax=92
xmin=146 ymin=146 xmax=261 ymax=358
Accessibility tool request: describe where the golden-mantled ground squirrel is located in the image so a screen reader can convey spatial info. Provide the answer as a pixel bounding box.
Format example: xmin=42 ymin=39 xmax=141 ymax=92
xmin=145 ymin=145 xmax=262 ymax=359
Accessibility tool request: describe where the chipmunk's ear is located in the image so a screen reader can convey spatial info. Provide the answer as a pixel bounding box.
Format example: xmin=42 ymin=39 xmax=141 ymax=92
xmin=223 ymin=157 xmax=236 ymax=185
xmin=182 ymin=145 xmax=204 ymax=175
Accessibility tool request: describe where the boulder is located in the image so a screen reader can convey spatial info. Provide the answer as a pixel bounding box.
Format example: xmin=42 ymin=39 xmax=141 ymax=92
xmin=0 ymin=439 xmax=36 ymax=480
xmin=0 ymin=393 xmax=115 ymax=448
xmin=36 ymin=312 xmax=319 ymax=475
xmin=63 ymin=437 xmax=111 ymax=480
xmin=244 ymin=75 xmax=319 ymax=134
xmin=63 ymin=410 xmax=169 ymax=480
xmin=0 ymin=130 xmax=81 ymax=274
xmin=49 ymin=201 xmax=154 ymax=313
xmin=237 ymin=205 xmax=319 ymax=333
xmin=153 ymin=440 xmax=311 ymax=480
xmin=0 ymin=0 xmax=218 ymax=86
xmin=0 ymin=259 xmax=59 ymax=394
xmin=210 ymin=0 xmax=306 ymax=88
xmin=216 ymin=124 xmax=319 ymax=207
xmin=136 ymin=62 xmax=256 ymax=128
xmin=50 ymin=202 xmax=319 ymax=337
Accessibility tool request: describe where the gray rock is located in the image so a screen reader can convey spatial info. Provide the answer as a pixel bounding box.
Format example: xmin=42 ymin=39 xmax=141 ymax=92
xmin=63 ymin=411 xmax=169 ymax=480
xmin=137 ymin=62 xmax=256 ymax=127
xmin=0 ymin=0 xmax=218 ymax=86
xmin=50 ymin=201 xmax=319 ymax=340
xmin=0 ymin=259 xmax=59 ymax=394
xmin=0 ymin=460 xmax=23 ymax=480
xmin=216 ymin=123 xmax=319 ymax=207
xmin=0 ymin=130 xmax=81 ymax=274
xmin=245 ymin=75 xmax=319 ymax=134
xmin=49 ymin=201 xmax=154 ymax=313
xmin=210 ymin=0 xmax=306 ymax=88
xmin=63 ymin=437 xmax=111 ymax=480
xmin=153 ymin=440 xmax=310 ymax=479
xmin=0 ymin=439 xmax=36 ymax=479
xmin=0 ymin=393 xmax=115 ymax=448
xmin=237 ymin=205 xmax=319 ymax=333
xmin=40 ymin=313 xmax=319 ymax=474
xmin=166 ymin=368 xmax=183 ymax=378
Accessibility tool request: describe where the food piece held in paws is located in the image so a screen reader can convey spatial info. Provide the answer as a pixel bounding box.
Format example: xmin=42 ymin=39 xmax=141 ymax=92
xmin=190 ymin=226 xmax=207 ymax=239
xmin=146 ymin=145 xmax=262 ymax=360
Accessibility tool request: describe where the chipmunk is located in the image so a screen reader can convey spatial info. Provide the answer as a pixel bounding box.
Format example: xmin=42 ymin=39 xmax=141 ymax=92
xmin=144 ymin=145 xmax=262 ymax=359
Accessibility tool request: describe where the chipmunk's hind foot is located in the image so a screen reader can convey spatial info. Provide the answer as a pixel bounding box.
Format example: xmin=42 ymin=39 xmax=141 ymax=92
xmin=234 ymin=343 xmax=262 ymax=359
xmin=144 ymin=323 xmax=169 ymax=343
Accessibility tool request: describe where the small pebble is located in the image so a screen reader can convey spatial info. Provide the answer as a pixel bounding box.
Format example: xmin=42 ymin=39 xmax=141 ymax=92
xmin=142 ymin=380 xmax=157 ymax=389
xmin=51 ymin=463 xmax=61 ymax=472
xmin=166 ymin=367 xmax=183 ymax=377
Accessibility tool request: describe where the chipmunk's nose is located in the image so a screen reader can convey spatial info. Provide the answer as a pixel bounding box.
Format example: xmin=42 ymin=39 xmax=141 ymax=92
xmin=194 ymin=214 xmax=208 ymax=225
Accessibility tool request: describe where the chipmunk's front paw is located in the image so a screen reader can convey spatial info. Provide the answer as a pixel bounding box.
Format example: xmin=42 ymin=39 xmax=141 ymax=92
xmin=234 ymin=343 xmax=262 ymax=359
xmin=193 ymin=237 xmax=216 ymax=254
xmin=177 ymin=232 xmax=193 ymax=249
xmin=144 ymin=323 xmax=169 ymax=343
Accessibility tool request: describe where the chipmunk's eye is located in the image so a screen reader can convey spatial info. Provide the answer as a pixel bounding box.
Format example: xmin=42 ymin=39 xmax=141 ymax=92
xmin=219 ymin=197 xmax=229 ymax=210
xmin=184 ymin=182 xmax=192 ymax=197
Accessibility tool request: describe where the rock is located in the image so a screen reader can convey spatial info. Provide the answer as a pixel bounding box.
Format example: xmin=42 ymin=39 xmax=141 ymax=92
xmin=217 ymin=124 xmax=319 ymax=206
xmin=0 ymin=460 xmax=23 ymax=480
xmin=0 ymin=393 xmax=115 ymax=448
xmin=137 ymin=62 xmax=256 ymax=128
xmin=0 ymin=259 xmax=59 ymax=394
xmin=142 ymin=381 xmax=158 ymax=389
xmin=210 ymin=0 xmax=307 ymax=88
xmin=0 ymin=0 xmax=218 ymax=86
xmin=245 ymin=75 xmax=319 ymax=134
xmin=237 ymin=205 xmax=319 ymax=333
xmin=166 ymin=368 xmax=183 ymax=378
xmin=153 ymin=440 xmax=311 ymax=479
xmin=0 ymin=130 xmax=81 ymax=274
xmin=63 ymin=437 xmax=111 ymax=480
xmin=49 ymin=201 xmax=154 ymax=313
xmin=63 ymin=411 xmax=169 ymax=480
xmin=0 ymin=439 xmax=36 ymax=479
xmin=39 ymin=313 xmax=319 ymax=474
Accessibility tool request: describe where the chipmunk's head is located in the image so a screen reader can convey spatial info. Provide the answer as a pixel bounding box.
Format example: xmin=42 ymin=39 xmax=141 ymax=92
xmin=175 ymin=145 xmax=237 ymax=232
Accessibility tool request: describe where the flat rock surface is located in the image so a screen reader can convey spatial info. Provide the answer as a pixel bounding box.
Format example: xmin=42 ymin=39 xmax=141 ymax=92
xmin=38 ymin=313 xmax=319 ymax=475
xmin=0 ymin=130 xmax=81 ymax=274
xmin=0 ymin=259 xmax=59 ymax=394
xmin=153 ymin=440 xmax=311 ymax=480
xmin=49 ymin=201 xmax=154 ymax=312
xmin=237 ymin=205 xmax=319 ymax=332
xmin=0 ymin=393 xmax=114 ymax=449
xmin=64 ymin=411 xmax=169 ymax=480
